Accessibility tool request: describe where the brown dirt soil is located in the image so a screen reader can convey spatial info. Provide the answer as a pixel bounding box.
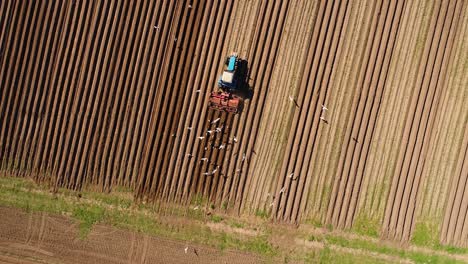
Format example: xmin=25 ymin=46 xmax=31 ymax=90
xmin=0 ymin=207 xmax=261 ymax=264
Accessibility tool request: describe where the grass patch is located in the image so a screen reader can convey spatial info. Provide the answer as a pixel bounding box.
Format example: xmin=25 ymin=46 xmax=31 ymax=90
xmin=307 ymin=234 xmax=324 ymax=243
xmin=210 ymin=214 xmax=223 ymax=223
xmin=324 ymin=234 xmax=465 ymax=264
xmin=84 ymin=191 xmax=133 ymax=209
xmin=72 ymin=204 xmax=106 ymax=238
xmin=435 ymin=244 xmax=468 ymax=255
xmin=301 ymin=246 xmax=392 ymax=264
xmin=411 ymin=221 xmax=438 ymax=247
xmin=255 ymin=209 xmax=269 ymax=219
xmin=228 ymin=220 xmax=245 ymax=229
xmin=352 ymin=213 xmax=379 ymax=237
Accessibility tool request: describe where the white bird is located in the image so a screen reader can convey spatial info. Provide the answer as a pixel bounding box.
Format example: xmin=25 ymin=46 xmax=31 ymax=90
xmin=215 ymin=126 xmax=223 ymax=133
xmin=212 ymin=166 xmax=219 ymax=174
xmin=206 ymin=130 xmax=214 ymax=135
xmin=187 ymin=127 xmax=192 ymax=130
xmin=154 ymin=25 xmax=160 ymax=30
xmin=321 ymin=104 xmax=328 ymax=111
xmin=188 ymin=4 xmax=192 ymax=8
xmin=242 ymin=153 xmax=246 ymax=162
xmin=193 ymin=206 xmax=199 ymax=210
xmin=211 ymin=118 xmax=220 ymax=124
xmin=185 ymin=246 xmax=188 ymax=254
xmin=187 ymin=153 xmax=193 ymax=158
xmin=171 ymin=133 xmax=175 ymax=137
xmin=320 ymin=116 xmax=326 ymax=121
xmin=201 ymin=158 xmax=208 ymax=162
xmin=198 ymin=136 xmax=205 ymax=140
xmin=233 ymin=136 xmax=238 ymax=143
xmin=174 ymin=37 xmax=178 ymax=42
xmin=279 ymin=187 xmax=286 ymax=194
xmin=195 ymin=89 xmax=201 ymax=93
xmin=219 ymin=144 xmax=225 ymax=150
xmin=203 ymin=172 xmax=211 ymax=176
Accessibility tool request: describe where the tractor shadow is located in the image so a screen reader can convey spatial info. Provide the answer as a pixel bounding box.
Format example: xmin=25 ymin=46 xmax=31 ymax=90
xmin=232 ymin=59 xmax=253 ymax=101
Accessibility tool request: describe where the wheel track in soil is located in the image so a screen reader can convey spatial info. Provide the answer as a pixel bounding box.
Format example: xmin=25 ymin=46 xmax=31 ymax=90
xmin=0 ymin=0 xmax=467 ymax=246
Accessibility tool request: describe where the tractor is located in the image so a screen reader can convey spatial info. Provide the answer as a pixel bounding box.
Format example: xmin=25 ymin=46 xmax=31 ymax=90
xmin=209 ymin=54 xmax=245 ymax=114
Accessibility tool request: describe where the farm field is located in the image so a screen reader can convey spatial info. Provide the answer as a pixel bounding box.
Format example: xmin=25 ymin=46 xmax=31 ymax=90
xmin=0 ymin=0 xmax=467 ymax=251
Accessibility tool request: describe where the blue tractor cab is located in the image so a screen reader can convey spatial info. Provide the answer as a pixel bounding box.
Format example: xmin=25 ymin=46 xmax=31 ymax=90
xmin=218 ymin=55 xmax=240 ymax=92
xmin=227 ymin=56 xmax=236 ymax=71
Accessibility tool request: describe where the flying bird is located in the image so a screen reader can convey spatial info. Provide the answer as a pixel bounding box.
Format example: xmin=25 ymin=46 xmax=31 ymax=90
xmin=321 ymin=104 xmax=328 ymax=111
xmin=188 ymin=4 xmax=192 ymax=8
xmin=154 ymin=25 xmax=160 ymax=31
xmin=233 ymin=136 xmax=238 ymax=143
xmin=242 ymin=153 xmax=247 ymax=162
xmin=206 ymin=130 xmax=214 ymax=135
xmin=215 ymin=126 xmax=223 ymax=133
xmin=279 ymin=187 xmax=286 ymax=194
xmin=184 ymin=246 xmax=188 ymax=254
xmin=198 ymin=136 xmax=205 ymax=140
xmin=211 ymin=118 xmax=220 ymax=124
xmin=193 ymin=206 xmax=199 ymax=210
xmin=219 ymin=144 xmax=225 ymax=150
xmin=195 ymin=89 xmax=201 ymax=93
xmin=187 ymin=153 xmax=193 ymax=158
xmin=201 ymin=158 xmax=208 ymax=162
xmin=187 ymin=127 xmax=192 ymax=131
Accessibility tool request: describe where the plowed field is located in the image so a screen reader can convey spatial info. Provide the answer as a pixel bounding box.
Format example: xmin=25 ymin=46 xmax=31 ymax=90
xmin=0 ymin=0 xmax=466 ymax=247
